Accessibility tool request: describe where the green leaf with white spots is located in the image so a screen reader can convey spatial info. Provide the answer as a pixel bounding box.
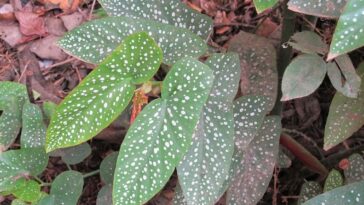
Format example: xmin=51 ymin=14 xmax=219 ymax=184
xmin=59 ymin=16 xmax=207 ymax=65
xmin=176 ymin=53 xmax=240 ymax=205
xmin=227 ymin=116 xmax=281 ymax=205
xmin=113 ymin=57 xmax=214 ymax=205
xmin=0 ymin=81 xmax=29 ymax=103
xmin=303 ymin=180 xmax=364 ymax=205
xmin=48 ymin=171 xmax=84 ymax=205
xmin=324 ymin=63 xmax=364 ymax=150
xmin=98 ymin=0 xmax=212 ymax=39
xmin=281 ymin=54 xmax=327 ymax=101
xmin=97 ymin=185 xmax=112 ymax=205
xmin=20 ymin=102 xmax=46 ymax=148
xmin=288 ymin=0 xmax=347 ymax=18
xmin=328 ymin=0 xmax=364 ymax=60
xmin=228 ymin=31 xmax=278 ymax=111
xmin=0 ymin=96 xmax=23 ymax=151
xmin=12 ymin=179 xmax=41 ymax=202
xmin=233 ymin=96 xmax=270 ymax=150
xmin=0 ymin=148 xmax=48 ymax=191
xmin=253 ymin=0 xmax=278 ymax=13
xmin=298 ymin=181 xmax=322 ymax=205
xmin=288 ymin=31 xmax=328 ymax=55
xmin=36 ymin=195 xmax=55 ymax=205
xmin=47 ymin=32 xmax=163 ymax=152
xmin=51 ymin=143 xmax=92 ymax=165
xmin=324 ymin=169 xmax=343 ymax=192
xmin=100 ymin=152 xmax=118 ymax=185
xmin=344 ymin=154 xmax=364 ymax=184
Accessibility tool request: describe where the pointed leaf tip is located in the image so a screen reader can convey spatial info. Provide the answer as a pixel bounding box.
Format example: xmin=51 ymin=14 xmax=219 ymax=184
xmin=46 ymin=32 xmax=162 ymax=152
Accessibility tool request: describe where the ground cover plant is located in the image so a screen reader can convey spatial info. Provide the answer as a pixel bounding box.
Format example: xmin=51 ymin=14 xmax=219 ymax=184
xmin=1 ymin=0 xmax=364 ymax=205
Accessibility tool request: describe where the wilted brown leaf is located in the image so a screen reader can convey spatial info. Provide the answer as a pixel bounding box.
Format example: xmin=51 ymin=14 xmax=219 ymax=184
xmin=14 ymin=11 xmax=47 ymax=36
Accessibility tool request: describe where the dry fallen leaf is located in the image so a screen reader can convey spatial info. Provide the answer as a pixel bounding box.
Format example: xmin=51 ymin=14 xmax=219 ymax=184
xmin=0 ymin=4 xmax=15 ymax=20
xmin=0 ymin=22 xmax=23 ymax=46
xmin=30 ymin=35 xmax=67 ymax=61
xmin=43 ymin=0 xmax=81 ymax=12
xmin=14 ymin=11 xmax=47 ymax=36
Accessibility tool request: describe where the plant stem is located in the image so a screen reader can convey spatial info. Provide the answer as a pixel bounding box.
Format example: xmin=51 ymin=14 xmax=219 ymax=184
xmin=83 ymin=169 xmax=100 ymax=178
xmin=34 ymin=176 xmax=45 ymax=184
xmin=41 ymin=182 xmax=52 ymax=187
xmin=271 ymin=1 xmax=296 ymax=115
xmin=66 ymin=163 xmax=72 ymax=171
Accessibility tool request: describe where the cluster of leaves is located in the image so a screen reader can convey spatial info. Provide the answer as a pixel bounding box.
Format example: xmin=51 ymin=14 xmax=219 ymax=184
xmin=298 ymin=153 xmax=364 ymax=205
xmin=39 ymin=1 xmax=285 ymax=205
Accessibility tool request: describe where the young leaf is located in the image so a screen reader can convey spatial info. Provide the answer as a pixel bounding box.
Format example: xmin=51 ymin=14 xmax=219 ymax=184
xmin=0 ymin=96 xmax=23 ymax=151
xmin=228 ymin=31 xmax=278 ymax=111
xmin=50 ymin=143 xmax=92 ymax=165
xmin=0 ymin=148 xmax=48 ymax=191
xmin=328 ymin=54 xmax=361 ymax=98
xmin=298 ymin=181 xmax=322 ymax=205
xmin=96 ymin=185 xmax=112 ymax=205
xmin=0 ymin=81 xmax=29 ymax=104
xmin=344 ymin=154 xmax=364 ymax=184
xmin=113 ymin=57 xmax=214 ymax=205
xmin=12 ymin=179 xmax=41 ymax=202
xmin=303 ymin=180 xmax=364 ymax=205
xmin=253 ymin=0 xmax=278 ymax=13
xmin=288 ymin=0 xmax=346 ymax=18
xmin=98 ymin=0 xmax=213 ymax=39
xmin=328 ymin=0 xmax=364 ymax=60
xmin=46 ymin=32 xmax=163 ymax=152
xmin=11 ymin=199 xmax=28 ymax=205
xmin=227 ymin=116 xmax=282 ymax=205
xmin=47 ymin=171 xmax=84 ymax=205
xmin=58 ymin=16 xmax=207 ymax=65
xmin=100 ymin=152 xmax=118 ymax=185
xmin=288 ymin=31 xmax=328 ymax=55
xmin=324 ymin=63 xmax=364 ymax=150
xmin=233 ymin=95 xmax=270 ymax=150
xmin=43 ymin=101 xmax=57 ymax=121
xmin=176 ymin=53 xmax=240 ymax=205
xmin=20 ymin=102 xmax=46 ymax=148
xmin=281 ymin=54 xmax=327 ymax=101
xmin=324 ymin=169 xmax=343 ymax=192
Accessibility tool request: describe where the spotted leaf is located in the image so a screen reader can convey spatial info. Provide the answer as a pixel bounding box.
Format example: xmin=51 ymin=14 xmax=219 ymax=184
xmin=281 ymin=54 xmax=327 ymax=101
xmin=298 ymin=181 xmax=322 ymax=205
xmin=228 ymin=31 xmax=278 ymax=111
xmin=100 ymin=151 xmax=118 ymax=185
xmin=328 ymin=55 xmax=361 ymax=98
xmin=11 ymin=199 xmax=28 ymax=205
xmin=176 ymin=53 xmax=240 ymax=205
xmin=12 ymin=179 xmax=42 ymax=203
xmin=233 ymin=95 xmax=270 ymax=150
xmin=324 ymin=63 xmax=364 ymax=150
xmin=0 ymin=148 xmax=48 ymax=191
xmin=288 ymin=0 xmax=347 ymax=18
xmin=303 ymin=180 xmax=364 ymax=205
xmin=20 ymin=102 xmax=46 ymax=148
xmin=98 ymin=0 xmax=212 ymax=39
xmin=278 ymin=147 xmax=292 ymax=169
xmin=288 ymin=31 xmax=328 ymax=55
xmin=97 ymin=184 xmax=112 ymax=205
xmin=344 ymin=153 xmax=364 ymax=184
xmin=172 ymin=182 xmax=188 ymax=205
xmin=46 ymin=32 xmax=163 ymax=152
xmin=50 ymin=143 xmax=92 ymax=165
xmin=0 ymin=81 xmax=29 ymax=104
xmin=0 ymin=96 xmax=23 ymax=151
xmin=328 ymin=0 xmax=364 ymax=60
xmin=227 ymin=116 xmax=281 ymax=205
xmin=59 ymin=16 xmax=206 ymax=65
xmin=253 ymin=0 xmax=278 ymax=13
xmin=324 ymin=169 xmax=343 ymax=192
xmin=40 ymin=171 xmax=84 ymax=205
xmin=113 ymin=57 xmax=214 ymax=205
